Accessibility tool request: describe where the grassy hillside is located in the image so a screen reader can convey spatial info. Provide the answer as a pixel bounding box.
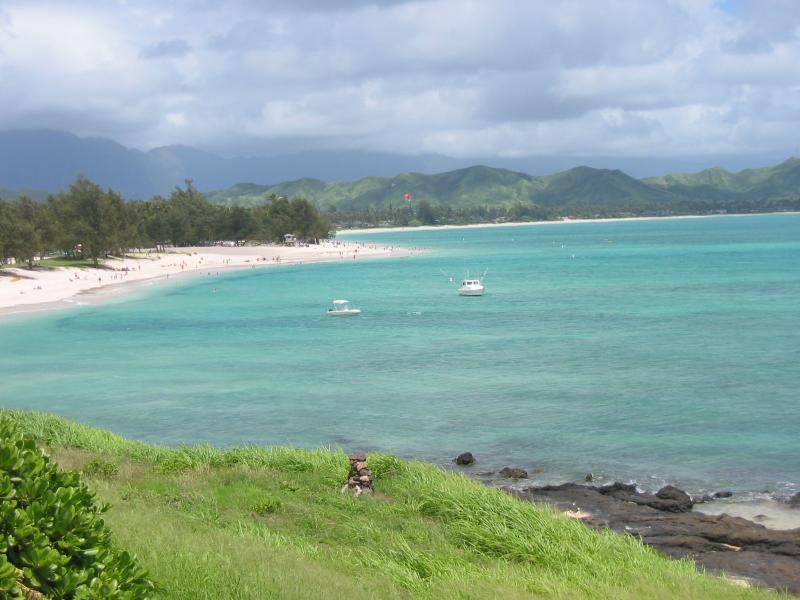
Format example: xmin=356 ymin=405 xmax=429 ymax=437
xmin=0 ymin=410 xmax=782 ymax=600
xmin=533 ymin=167 xmax=678 ymax=210
xmin=206 ymin=158 xmax=800 ymax=217
xmin=643 ymin=166 xmax=741 ymax=190
xmin=644 ymin=157 xmax=800 ymax=197
xmin=206 ymin=166 xmax=547 ymax=211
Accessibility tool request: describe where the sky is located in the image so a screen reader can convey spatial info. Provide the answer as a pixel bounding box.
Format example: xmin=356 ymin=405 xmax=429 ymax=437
xmin=1 ymin=0 xmax=799 ymax=164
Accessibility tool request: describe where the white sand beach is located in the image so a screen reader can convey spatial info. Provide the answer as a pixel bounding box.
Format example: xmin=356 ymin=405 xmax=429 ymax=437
xmin=0 ymin=240 xmax=413 ymax=316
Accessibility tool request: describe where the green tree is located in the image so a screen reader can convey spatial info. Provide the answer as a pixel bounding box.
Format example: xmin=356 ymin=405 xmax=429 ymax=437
xmin=415 ymin=200 xmax=436 ymax=225
xmin=6 ymin=197 xmax=41 ymax=268
xmin=166 ymin=180 xmax=215 ymax=245
xmin=226 ymin=206 xmax=257 ymax=244
xmin=60 ymin=178 xmax=126 ymax=265
xmin=290 ymin=197 xmax=330 ymax=241
xmin=141 ymin=197 xmax=171 ymax=251
xmin=261 ymin=195 xmax=293 ymax=242
xmin=0 ymin=201 xmax=11 ymax=265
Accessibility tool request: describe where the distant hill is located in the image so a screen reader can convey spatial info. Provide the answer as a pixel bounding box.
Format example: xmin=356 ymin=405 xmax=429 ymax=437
xmin=533 ymin=167 xmax=679 ymax=210
xmin=0 ymin=129 xmax=471 ymax=198
xmin=644 ymin=158 xmax=800 ymax=200
xmin=0 ymin=130 xmax=155 ymax=198
xmin=4 ymin=128 xmax=796 ymax=204
xmin=206 ymin=159 xmax=800 ymax=215
xmin=206 ymin=166 xmax=546 ymax=210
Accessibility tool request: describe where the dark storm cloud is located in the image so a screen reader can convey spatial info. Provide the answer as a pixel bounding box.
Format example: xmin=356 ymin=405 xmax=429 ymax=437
xmin=0 ymin=0 xmax=799 ymax=159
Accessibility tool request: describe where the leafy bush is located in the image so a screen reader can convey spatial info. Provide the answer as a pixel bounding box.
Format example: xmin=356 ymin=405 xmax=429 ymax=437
xmin=0 ymin=418 xmax=155 ymax=598
xmin=252 ymin=496 xmax=282 ymax=516
xmin=81 ymin=459 xmax=119 ymax=480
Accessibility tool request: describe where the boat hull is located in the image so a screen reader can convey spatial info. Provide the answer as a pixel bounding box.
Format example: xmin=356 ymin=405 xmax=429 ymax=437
xmin=458 ymin=287 xmax=484 ymax=296
xmin=327 ymin=309 xmax=362 ymax=316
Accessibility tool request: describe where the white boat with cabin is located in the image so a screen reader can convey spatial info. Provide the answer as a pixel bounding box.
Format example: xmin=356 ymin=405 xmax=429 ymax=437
xmin=458 ymin=278 xmax=485 ymax=296
xmin=327 ymin=299 xmax=361 ymax=316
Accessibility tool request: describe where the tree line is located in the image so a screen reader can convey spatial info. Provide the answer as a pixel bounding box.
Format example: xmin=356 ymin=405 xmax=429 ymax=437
xmin=0 ymin=177 xmax=331 ymax=267
xmin=329 ymin=194 xmax=800 ymax=229
xmin=329 ymin=200 xmax=559 ymax=228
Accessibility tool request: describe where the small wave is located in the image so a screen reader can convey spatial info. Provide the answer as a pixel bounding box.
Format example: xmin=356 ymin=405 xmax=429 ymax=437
xmin=694 ymin=496 xmax=800 ymax=530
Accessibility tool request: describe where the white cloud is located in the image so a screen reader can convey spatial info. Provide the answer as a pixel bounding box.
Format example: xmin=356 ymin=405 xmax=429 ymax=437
xmin=0 ymin=0 xmax=798 ymax=159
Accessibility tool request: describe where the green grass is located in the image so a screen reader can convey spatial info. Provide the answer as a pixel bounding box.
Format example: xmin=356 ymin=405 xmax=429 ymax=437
xmin=0 ymin=410 xmax=783 ymax=599
xmin=35 ymin=257 xmax=99 ymax=269
xmin=11 ymin=255 xmax=151 ymax=269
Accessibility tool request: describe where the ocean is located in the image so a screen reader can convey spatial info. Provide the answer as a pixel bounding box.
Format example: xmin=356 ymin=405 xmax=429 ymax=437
xmin=2 ymin=214 xmax=799 ymax=499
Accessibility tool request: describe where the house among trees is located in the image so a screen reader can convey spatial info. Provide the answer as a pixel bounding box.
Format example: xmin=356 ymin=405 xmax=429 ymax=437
xmin=283 ymin=233 xmax=297 ymax=245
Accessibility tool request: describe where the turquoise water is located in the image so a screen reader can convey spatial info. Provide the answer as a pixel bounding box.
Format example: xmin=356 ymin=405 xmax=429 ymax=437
xmin=2 ymin=214 xmax=799 ymax=496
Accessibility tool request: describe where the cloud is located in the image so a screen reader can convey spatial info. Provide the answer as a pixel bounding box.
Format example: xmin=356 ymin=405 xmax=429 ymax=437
xmin=140 ymin=39 xmax=191 ymax=59
xmin=0 ymin=0 xmax=798 ymax=160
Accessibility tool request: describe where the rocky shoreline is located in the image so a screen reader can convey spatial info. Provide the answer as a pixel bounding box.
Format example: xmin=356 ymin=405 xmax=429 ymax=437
xmin=451 ymin=455 xmax=800 ymax=594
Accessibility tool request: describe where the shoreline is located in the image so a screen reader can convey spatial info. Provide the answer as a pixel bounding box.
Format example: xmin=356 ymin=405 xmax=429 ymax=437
xmin=510 ymin=478 xmax=800 ymax=593
xmin=451 ymin=458 xmax=800 ymax=591
xmin=448 ymin=460 xmax=800 ymax=532
xmin=4 ymin=400 xmax=797 ymax=590
xmin=0 ymin=241 xmax=415 ymax=318
xmin=338 ymin=210 xmax=800 ymax=235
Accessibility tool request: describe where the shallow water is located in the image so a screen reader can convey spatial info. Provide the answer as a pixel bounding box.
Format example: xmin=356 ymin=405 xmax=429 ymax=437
xmin=2 ymin=214 xmax=799 ymax=498
xmin=694 ymin=498 xmax=800 ymax=530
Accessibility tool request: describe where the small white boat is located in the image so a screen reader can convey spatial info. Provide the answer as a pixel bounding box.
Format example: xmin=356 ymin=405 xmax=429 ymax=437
xmin=458 ymin=279 xmax=485 ymax=296
xmin=327 ymin=299 xmax=361 ymax=316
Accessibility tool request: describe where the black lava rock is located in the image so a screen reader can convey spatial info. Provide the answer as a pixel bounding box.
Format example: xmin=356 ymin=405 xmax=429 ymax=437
xmin=454 ymin=452 xmax=475 ymax=466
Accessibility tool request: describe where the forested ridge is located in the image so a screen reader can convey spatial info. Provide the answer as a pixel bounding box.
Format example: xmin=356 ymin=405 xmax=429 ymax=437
xmin=206 ymin=158 xmax=800 ymax=227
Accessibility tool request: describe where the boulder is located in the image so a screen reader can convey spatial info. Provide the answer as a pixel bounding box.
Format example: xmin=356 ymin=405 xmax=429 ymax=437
xmin=788 ymin=492 xmax=800 ymax=508
xmin=592 ymin=482 xmax=693 ymax=513
xmin=714 ymin=490 xmax=733 ymax=499
xmin=499 ymin=467 xmax=528 ymax=479
xmin=454 ymin=452 xmax=475 ymax=466
xmin=655 ymin=485 xmax=694 ymax=512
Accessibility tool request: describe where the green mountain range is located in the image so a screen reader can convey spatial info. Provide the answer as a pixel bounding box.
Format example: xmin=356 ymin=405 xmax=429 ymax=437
xmin=206 ymin=158 xmax=800 ymax=215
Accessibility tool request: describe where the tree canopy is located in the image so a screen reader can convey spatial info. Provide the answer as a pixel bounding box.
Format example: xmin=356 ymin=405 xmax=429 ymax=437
xmin=0 ymin=177 xmax=331 ymax=266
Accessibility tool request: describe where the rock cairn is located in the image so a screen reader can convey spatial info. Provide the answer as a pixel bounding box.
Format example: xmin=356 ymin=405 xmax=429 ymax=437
xmin=342 ymin=453 xmax=373 ymax=496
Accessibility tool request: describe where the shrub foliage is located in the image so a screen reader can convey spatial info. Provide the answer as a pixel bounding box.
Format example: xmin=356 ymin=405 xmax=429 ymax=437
xmin=81 ymin=459 xmax=119 ymax=480
xmin=0 ymin=418 xmax=154 ymax=599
